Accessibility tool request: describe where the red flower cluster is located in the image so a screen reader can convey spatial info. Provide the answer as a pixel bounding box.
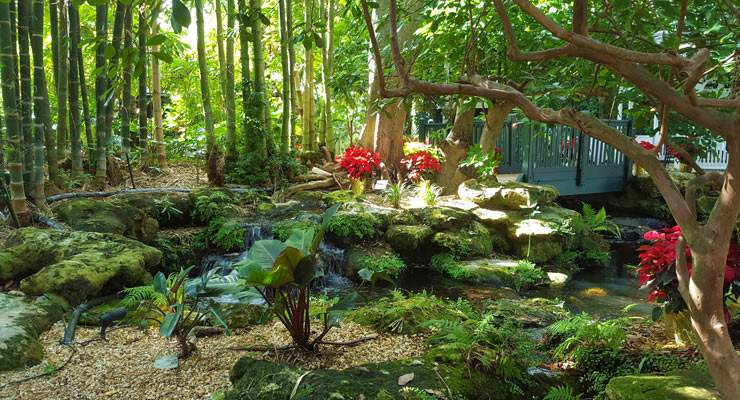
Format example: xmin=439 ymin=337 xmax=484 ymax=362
xmin=400 ymin=151 xmax=441 ymax=181
xmin=337 ymin=145 xmax=381 ymax=180
xmin=638 ymin=141 xmax=656 ymax=151
xmin=638 ymin=225 xmax=740 ymax=303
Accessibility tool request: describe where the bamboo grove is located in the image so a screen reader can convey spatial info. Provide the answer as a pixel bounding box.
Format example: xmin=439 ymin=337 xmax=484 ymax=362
xmin=0 ymin=0 xmax=338 ymax=225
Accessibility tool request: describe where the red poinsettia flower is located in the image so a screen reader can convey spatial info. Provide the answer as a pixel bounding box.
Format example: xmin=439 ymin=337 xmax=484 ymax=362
xmin=400 ymin=151 xmax=441 ymax=181
xmin=637 ymin=225 xmax=740 ymax=310
xmin=337 ymin=145 xmax=381 ymax=180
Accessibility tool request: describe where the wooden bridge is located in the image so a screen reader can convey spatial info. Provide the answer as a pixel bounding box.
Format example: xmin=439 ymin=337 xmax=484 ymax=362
xmin=417 ymin=117 xmax=634 ymax=196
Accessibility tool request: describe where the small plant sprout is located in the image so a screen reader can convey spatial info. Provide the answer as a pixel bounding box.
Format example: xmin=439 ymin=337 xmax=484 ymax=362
xmin=384 ymin=182 xmax=408 ymax=209
xmin=416 ymin=179 xmax=441 ymax=207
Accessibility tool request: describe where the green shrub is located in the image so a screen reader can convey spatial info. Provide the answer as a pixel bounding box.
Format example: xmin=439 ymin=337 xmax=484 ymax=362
xmin=322 ymin=190 xmax=357 ymax=205
xmin=507 ymin=260 xmax=547 ymax=292
xmin=227 ymin=152 xmax=306 ymax=188
xmin=357 ymin=253 xmax=406 ymax=284
xmin=348 ymin=290 xmax=474 ymax=334
xmin=273 ymin=219 xmax=320 ymax=241
xmin=192 ymin=190 xmax=239 ymax=223
xmin=210 ymin=218 xmax=247 ymax=252
xmin=327 ymin=210 xmax=381 ymax=241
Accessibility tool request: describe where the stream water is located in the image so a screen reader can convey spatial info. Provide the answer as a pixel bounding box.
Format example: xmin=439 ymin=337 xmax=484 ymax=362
xmin=199 ymin=216 xmax=665 ymax=318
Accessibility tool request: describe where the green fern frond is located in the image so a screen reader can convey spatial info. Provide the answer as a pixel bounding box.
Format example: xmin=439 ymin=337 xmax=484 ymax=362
xmin=543 ymin=385 xmax=582 ymax=400
xmin=121 ymin=285 xmax=167 ymax=309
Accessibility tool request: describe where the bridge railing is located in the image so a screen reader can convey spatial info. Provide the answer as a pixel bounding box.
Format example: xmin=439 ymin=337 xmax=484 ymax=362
xmin=416 ymin=116 xmax=634 ymax=195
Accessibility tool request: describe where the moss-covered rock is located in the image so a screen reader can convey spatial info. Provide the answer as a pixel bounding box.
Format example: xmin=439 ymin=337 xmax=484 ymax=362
xmin=1 ymin=228 xmax=160 ymax=304
xmin=272 ymin=217 xmax=320 ymax=241
xmin=432 ymin=221 xmax=492 ymax=258
xmin=0 ymin=293 xmax=68 ymax=371
xmin=458 ymin=179 xmax=559 ymax=210
xmin=227 ymin=356 xmax=533 ymax=400
xmin=486 ymin=297 xmax=568 ymax=328
xmin=412 ymin=206 xmax=475 ymax=230
xmin=505 ymin=208 xmax=572 ymax=263
xmin=111 ymin=192 xmax=192 ymax=228
xmin=604 ymin=368 xmax=720 ymax=400
xmin=52 ymin=198 xmax=160 ymax=243
xmin=326 ymin=204 xmax=391 ymax=244
xmin=385 ymin=224 xmax=433 ymax=253
xmin=348 ymin=290 xmax=471 ymax=334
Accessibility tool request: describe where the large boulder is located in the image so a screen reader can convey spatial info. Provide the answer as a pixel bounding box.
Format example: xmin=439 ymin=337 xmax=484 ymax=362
xmin=432 ymin=221 xmax=493 ymax=258
xmin=604 ymin=369 xmax=720 ymax=400
xmin=0 ymin=228 xmax=161 ymax=304
xmin=52 ymin=198 xmax=159 ymax=243
xmin=458 ymin=179 xmax=559 ymax=210
xmin=504 ymin=206 xmax=579 ymax=263
xmin=0 ymin=293 xmax=68 ymax=371
xmin=385 ymin=224 xmax=433 ymax=253
xmin=111 ymin=192 xmax=193 ymax=228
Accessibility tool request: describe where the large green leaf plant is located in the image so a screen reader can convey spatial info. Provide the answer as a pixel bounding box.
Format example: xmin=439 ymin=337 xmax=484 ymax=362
xmin=235 ymin=204 xmax=358 ymax=351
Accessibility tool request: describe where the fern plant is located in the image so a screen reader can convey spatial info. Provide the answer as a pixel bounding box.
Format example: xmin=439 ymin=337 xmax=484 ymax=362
xmin=544 ymin=385 xmax=582 ymax=400
xmin=422 ymin=314 xmax=537 ymax=396
xmin=546 ymin=313 xmax=629 ymax=363
xmin=576 ymin=203 xmax=621 ymax=239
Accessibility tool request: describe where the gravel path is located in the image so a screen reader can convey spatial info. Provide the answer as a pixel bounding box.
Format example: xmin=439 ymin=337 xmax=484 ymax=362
xmin=0 ymin=321 xmax=426 ymax=400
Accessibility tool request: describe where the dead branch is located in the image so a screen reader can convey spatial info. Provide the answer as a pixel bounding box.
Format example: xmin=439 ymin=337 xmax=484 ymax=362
xmin=318 ymin=334 xmax=378 ymax=346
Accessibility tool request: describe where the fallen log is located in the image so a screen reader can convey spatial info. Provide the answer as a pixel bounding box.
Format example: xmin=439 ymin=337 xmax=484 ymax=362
xmin=284 ymin=178 xmax=338 ymax=196
xmin=46 ymin=186 xmax=272 ymax=204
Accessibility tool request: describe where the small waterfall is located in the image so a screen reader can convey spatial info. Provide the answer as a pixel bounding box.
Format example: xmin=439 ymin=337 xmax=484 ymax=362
xmin=315 ymin=242 xmax=353 ymax=293
xmin=244 ymin=222 xmax=272 ymax=250
xmin=199 ymin=219 xmax=354 ymax=293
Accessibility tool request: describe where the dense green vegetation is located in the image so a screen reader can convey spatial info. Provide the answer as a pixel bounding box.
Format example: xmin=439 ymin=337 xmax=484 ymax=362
xmin=0 ymin=0 xmax=737 ymax=398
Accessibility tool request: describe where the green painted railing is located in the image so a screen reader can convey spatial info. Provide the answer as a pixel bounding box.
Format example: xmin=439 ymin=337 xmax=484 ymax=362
xmin=415 ymin=117 xmax=633 ymax=195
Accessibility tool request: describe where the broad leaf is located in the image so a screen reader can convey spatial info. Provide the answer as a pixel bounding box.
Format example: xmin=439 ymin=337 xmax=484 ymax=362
xmin=285 ymin=228 xmax=315 ymax=255
xmin=146 ymin=33 xmax=168 ymax=46
xmin=358 ymin=268 xmax=395 ymax=286
xmin=171 ymin=0 xmax=191 ymax=34
xmin=209 ymin=304 xmax=231 ymax=335
xmin=293 ymin=255 xmax=317 ymax=287
xmin=326 ymin=291 xmax=359 ymax=327
xmin=153 ymin=272 xmax=168 ymax=295
xmin=247 ymin=264 xmax=294 ymax=288
xmin=247 ymin=240 xmax=288 ymax=269
xmin=159 ymin=304 xmax=183 ymax=338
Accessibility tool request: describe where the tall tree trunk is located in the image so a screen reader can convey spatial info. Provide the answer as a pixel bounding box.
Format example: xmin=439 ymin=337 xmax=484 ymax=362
xmin=286 ymin=0 xmax=297 ymax=144
xmin=17 ymin=0 xmax=32 ymax=186
xmin=224 ymin=0 xmax=237 ymax=163
xmin=137 ymin=7 xmax=148 ymax=156
xmin=67 ymin=0 xmax=82 ymax=176
xmin=151 ymin=20 xmax=166 ymax=170
xmin=480 ymin=101 xmax=513 ymax=153
xmin=48 ymin=0 xmax=57 ymax=87
xmin=250 ymin=0 xmax=271 ymax=155
xmin=104 ymin=2 xmax=126 ymax=149
xmin=237 ymin=0 xmax=252 ymax=154
xmin=9 ymin=0 xmax=19 ymax=103
xmin=215 ymin=0 xmax=227 ymax=103
xmin=278 ymin=0 xmax=291 ymax=153
xmin=320 ymin=0 xmax=335 ymax=154
xmin=55 ymin=0 xmax=68 ymax=163
xmin=0 ymin=1 xmax=29 ymax=223
xmin=195 ymin=0 xmax=220 ymax=185
xmin=93 ymin=3 xmax=108 ymax=189
xmin=118 ymin=6 xmax=133 ymax=158
xmin=359 ymin=0 xmax=415 ymax=171
xmin=302 ymin=0 xmax=316 ymax=151
xmin=75 ymin=13 xmax=93 ymax=172
xmin=436 ymin=99 xmax=474 ymax=194
xmin=30 ymin=0 xmax=57 ymax=187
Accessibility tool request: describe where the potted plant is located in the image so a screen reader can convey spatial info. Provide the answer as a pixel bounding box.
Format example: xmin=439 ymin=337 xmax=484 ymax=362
xmin=337 ymin=145 xmax=381 ymax=196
